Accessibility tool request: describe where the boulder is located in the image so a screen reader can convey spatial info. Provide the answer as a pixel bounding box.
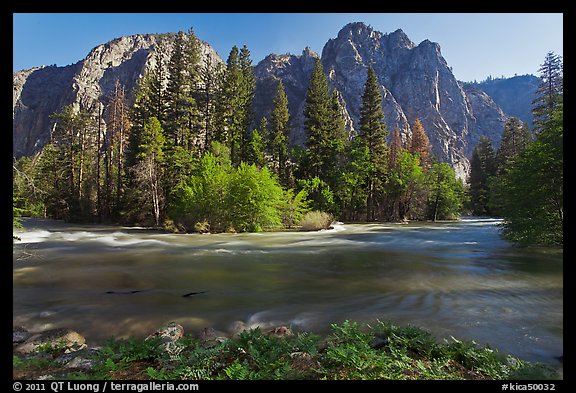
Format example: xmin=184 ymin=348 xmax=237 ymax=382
xmin=14 ymin=328 xmax=86 ymax=354
xmin=267 ymin=326 xmax=294 ymax=338
xmin=146 ymin=322 xmax=184 ymax=343
xmin=13 ymin=326 xmax=31 ymax=344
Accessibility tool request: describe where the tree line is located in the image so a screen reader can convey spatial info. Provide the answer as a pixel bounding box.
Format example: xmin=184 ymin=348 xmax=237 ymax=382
xmin=467 ymin=51 xmax=563 ymax=246
xmin=13 ymin=29 xmax=465 ymax=233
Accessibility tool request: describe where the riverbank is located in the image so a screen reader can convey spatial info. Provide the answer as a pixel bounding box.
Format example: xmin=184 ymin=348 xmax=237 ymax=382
xmin=13 ymin=320 xmax=561 ymax=380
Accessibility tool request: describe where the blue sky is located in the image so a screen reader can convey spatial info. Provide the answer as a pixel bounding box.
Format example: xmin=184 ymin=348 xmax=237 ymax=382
xmin=13 ymin=13 xmax=563 ymax=82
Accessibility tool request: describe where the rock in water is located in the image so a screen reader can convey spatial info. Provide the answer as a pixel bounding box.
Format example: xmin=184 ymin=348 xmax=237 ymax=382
xmin=267 ymin=326 xmax=294 ymax=338
xmin=14 ymin=328 xmax=86 ymax=354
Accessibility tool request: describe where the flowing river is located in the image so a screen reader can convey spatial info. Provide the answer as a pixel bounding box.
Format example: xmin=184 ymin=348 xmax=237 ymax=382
xmin=13 ymin=217 xmax=562 ymax=366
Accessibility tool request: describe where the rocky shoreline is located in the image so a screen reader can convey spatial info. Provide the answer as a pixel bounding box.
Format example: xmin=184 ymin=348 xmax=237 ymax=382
xmin=13 ymin=322 xmax=295 ymax=380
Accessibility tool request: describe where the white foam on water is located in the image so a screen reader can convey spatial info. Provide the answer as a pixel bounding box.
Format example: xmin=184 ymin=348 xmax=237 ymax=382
xmin=15 ymin=229 xmax=52 ymax=244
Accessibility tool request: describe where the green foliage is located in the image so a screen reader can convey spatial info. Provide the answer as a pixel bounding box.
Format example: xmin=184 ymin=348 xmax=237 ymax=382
xmin=384 ymin=150 xmax=426 ymax=221
xmin=214 ymin=45 xmax=256 ymax=166
xmin=493 ymin=104 xmax=563 ymax=245
xmin=303 ymin=58 xmax=333 ymax=180
xmin=358 ymin=66 xmax=388 ymax=221
xmin=228 ymin=163 xmax=284 ymax=232
xmin=297 ymin=177 xmax=337 ymax=214
xmin=299 ymin=211 xmax=334 ymax=231
xmin=278 ymin=188 xmax=310 ymax=228
xmin=13 ymin=321 xmax=559 ymax=381
xmin=269 ymin=80 xmax=292 ymax=186
xmin=170 ymin=145 xmax=292 ymax=232
xmin=532 ymin=51 xmax=563 ymax=129
xmin=426 ymin=162 xmax=465 ymax=221
xmin=491 ymin=63 xmax=563 ymax=245
xmin=468 ymin=136 xmax=497 ymax=216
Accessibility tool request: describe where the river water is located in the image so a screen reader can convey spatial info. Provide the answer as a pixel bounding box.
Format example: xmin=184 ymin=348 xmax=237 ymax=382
xmin=13 ymin=217 xmax=562 ymax=366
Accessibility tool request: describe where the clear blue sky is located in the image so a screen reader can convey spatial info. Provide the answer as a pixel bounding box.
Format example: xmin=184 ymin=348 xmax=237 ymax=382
xmin=13 ymin=13 xmax=563 ymax=82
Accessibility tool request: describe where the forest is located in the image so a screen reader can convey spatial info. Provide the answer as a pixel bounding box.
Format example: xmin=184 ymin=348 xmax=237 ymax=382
xmin=12 ymin=30 xmax=563 ymax=246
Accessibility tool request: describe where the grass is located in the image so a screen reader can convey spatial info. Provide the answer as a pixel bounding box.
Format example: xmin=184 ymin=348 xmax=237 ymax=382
xmin=13 ymin=320 xmax=560 ymax=380
xmin=299 ymin=211 xmax=333 ymax=231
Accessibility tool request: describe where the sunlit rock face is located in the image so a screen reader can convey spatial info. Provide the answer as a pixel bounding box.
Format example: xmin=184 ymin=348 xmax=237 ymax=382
xmin=13 ymin=33 xmax=222 ymax=158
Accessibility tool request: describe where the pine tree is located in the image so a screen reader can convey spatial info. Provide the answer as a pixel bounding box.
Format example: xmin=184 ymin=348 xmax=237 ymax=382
xmin=130 ymin=117 xmax=167 ymax=226
xmin=468 ymin=136 xmax=497 ymax=216
xmin=533 ymin=51 xmax=563 ymax=130
xmin=388 ymin=128 xmax=403 ymax=169
xmin=48 ymin=105 xmax=96 ymax=220
xmin=198 ymin=52 xmax=224 ymax=151
xmin=303 ymin=58 xmax=332 ymax=180
xmin=496 ymin=117 xmax=531 ymax=171
xmin=165 ymin=30 xmax=201 ymax=150
xmin=239 ymin=45 xmax=256 ymax=163
xmin=146 ymin=39 xmax=168 ymax=125
xmin=496 ymin=102 xmax=563 ymax=245
xmin=358 ymin=65 xmax=388 ymax=221
xmin=325 ymin=90 xmax=348 ymax=186
xmin=270 ymin=79 xmax=291 ymax=186
xmin=214 ymin=45 xmax=255 ymax=166
xmin=409 ymin=118 xmax=431 ymax=169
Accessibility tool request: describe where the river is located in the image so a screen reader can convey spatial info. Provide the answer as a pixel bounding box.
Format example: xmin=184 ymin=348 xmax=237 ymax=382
xmin=13 ymin=217 xmax=562 ymax=367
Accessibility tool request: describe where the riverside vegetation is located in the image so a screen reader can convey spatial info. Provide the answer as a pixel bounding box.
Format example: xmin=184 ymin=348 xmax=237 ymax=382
xmin=12 ymin=320 xmax=560 ymax=380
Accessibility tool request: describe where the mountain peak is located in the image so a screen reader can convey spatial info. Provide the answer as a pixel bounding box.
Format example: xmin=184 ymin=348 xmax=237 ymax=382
xmin=387 ymin=28 xmax=415 ymax=49
xmin=338 ymin=22 xmax=374 ymax=37
xmin=302 ymin=46 xmax=319 ymax=58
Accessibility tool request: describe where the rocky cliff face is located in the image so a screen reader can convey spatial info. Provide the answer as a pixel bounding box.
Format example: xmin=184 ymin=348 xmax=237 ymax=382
xmin=13 ymin=34 xmax=222 ymax=157
xmin=14 ymin=22 xmax=511 ymax=178
xmin=252 ymin=22 xmax=509 ymax=178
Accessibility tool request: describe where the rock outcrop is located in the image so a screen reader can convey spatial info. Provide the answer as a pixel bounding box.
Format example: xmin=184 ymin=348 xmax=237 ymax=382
xmin=13 ymin=33 xmax=222 ymax=158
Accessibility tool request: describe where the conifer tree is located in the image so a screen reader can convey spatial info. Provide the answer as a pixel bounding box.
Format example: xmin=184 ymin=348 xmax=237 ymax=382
xmin=198 ymin=52 xmax=224 ymax=151
xmin=303 ymin=58 xmax=332 ymax=180
xmin=130 ymin=117 xmax=166 ymax=226
xmin=532 ymin=51 xmax=563 ymax=130
xmin=388 ymin=128 xmax=403 ymax=169
xmin=408 ymin=118 xmax=431 ymax=169
xmin=325 ymin=90 xmax=348 ymax=185
xmin=496 ymin=117 xmax=531 ymax=171
xmin=270 ymin=79 xmax=291 ymax=186
xmin=215 ymin=45 xmax=255 ymax=166
xmin=358 ymin=65 xmax=388 ymax=221
xmin=468 ymin=136 xmax=497 ymax=216
xmin=165 ymin=30 xmax=201 ymax=150
xmin=239 ymin=45 xmax=256 ymax=163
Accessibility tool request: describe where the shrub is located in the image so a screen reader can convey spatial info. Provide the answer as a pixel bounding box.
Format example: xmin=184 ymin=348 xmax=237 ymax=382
xmin=194 ymin=220 xmax=210 ymax=234
xmin=299 ymin=211 xmax=333 ymax=231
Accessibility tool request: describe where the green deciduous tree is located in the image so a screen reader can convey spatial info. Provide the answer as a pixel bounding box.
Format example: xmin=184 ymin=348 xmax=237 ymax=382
xmin=426 ymin=162 xmax=465 ymax=221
